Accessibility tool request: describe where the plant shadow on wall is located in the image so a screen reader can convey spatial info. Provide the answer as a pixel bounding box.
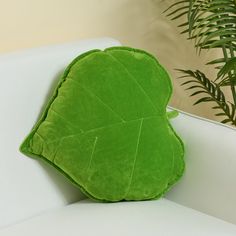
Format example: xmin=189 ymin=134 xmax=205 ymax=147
xmin=164 ymin=0 xmax=236 ymax=126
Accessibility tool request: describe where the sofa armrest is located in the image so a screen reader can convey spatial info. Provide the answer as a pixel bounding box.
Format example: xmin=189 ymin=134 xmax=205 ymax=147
xmin=166 ymin=107 xmax=236 ymax=224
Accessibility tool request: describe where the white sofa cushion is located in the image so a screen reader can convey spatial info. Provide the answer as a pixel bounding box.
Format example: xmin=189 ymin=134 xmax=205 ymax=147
xmin=1 ymin=199 xmax=236 ymax=236
xmin=0 ymin=38 xmax=121 ymax=228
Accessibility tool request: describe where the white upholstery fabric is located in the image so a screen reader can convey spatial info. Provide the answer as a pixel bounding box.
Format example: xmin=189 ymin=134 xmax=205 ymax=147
xmin=0 ymin=38 xmax=235 ymax=232
xmin=166 ymin=110 xmax=236 ymax=224
xmin=1 ymin=199 xmax=236 ymax=236
xmin=0 ymin=38 xmax=121 ymax=228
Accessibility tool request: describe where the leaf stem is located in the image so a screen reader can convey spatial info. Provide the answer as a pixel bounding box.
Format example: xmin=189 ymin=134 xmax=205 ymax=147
xmin=228 ymin=44 xmax=236 ymax=106
xmin=167 ymin=110 xmax=179 ymax=119
xmin=218 ymin=10 xmax=236 ymax=107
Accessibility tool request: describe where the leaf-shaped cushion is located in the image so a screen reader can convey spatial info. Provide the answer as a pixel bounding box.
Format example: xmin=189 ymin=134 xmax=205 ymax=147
xmin=20 ymin=47 xmax=185 ymax=202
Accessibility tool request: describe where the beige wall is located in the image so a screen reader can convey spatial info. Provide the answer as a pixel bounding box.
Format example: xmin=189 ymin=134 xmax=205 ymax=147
xmin=0 ymin=0 xmax=224 ymax=122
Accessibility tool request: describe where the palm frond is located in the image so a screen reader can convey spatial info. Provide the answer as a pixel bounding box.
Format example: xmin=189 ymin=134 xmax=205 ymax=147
xmin=217 ymin=57 xmax=236 ymax=79
xmin=177 ymin=69 xmax=236 ymax=125
xmin=165 ymin=0 xmax=236 ymax=125
xmin=165 ymin=0 xmax=236 ymax=55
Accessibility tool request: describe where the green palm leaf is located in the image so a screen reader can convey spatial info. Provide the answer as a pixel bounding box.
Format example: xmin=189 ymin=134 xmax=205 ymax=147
xmin=165 ymin=0 xmax=236 ymax=125
xmin=217 ymin=57 xmax=236 ymax=79
xmin=166 ymin=0 xmax=236 ymax=51
xmin=177 ymin=69 xmax=236 ymax=125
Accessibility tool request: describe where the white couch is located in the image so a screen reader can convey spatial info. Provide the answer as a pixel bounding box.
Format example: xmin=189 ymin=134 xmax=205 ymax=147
xmin=0 ymin=38 xmax=236 ymax=235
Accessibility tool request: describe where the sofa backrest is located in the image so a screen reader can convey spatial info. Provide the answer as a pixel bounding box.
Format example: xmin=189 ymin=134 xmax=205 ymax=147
xmin=0 ymin=38 xmax=121 ymax=228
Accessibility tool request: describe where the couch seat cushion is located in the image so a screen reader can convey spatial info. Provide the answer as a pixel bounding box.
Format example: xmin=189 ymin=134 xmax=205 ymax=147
xmin=1 ymin=199 xmax=236 ymax=236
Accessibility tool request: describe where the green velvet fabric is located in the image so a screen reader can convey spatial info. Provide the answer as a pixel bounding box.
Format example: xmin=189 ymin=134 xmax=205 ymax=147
xmin=20 ymin=47 xmax=185 ymax=202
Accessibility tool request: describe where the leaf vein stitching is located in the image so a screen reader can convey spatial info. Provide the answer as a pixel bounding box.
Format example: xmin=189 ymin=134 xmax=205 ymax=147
xmin=124 ymin=118 xmax=143 ymax=199
xmin=86 ymin=136 xmax=98 ymax=172
xmin=50 ymin=108 xmax=82 ymax=131
xmin=38 ymin=115 xmax=159 ymax=146
xmin=67 ymin=77 xmax=125 ymax=122
xmin=107 ymin=53 xmax=160 ymax=114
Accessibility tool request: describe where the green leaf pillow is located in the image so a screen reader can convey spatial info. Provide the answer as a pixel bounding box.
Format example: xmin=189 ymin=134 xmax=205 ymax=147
xmin=20 ymin=47 xmax=185 ymax=202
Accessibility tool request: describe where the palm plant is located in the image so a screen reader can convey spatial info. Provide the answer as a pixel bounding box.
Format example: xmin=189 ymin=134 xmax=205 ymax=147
xmin=164 ymin=0 xmax=236 ymax=126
